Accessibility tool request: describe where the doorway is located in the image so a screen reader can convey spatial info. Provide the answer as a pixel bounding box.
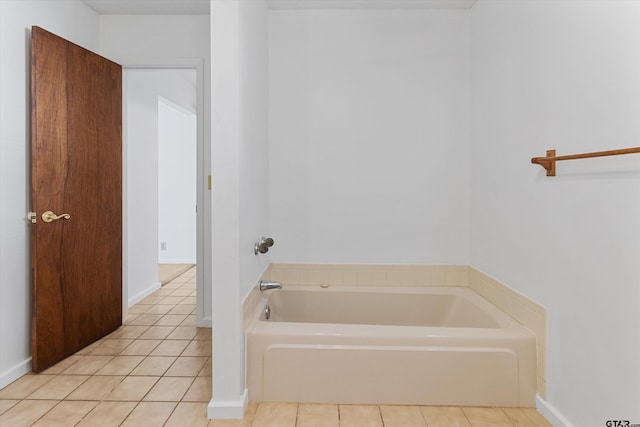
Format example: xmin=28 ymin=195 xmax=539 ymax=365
xmin=158 ymin=95 xmax=197 ymax=278
xmin=122 ymin=63 xmax=207 ymax=327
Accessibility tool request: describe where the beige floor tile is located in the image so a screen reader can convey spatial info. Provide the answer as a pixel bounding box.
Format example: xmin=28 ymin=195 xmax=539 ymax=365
xmin=170 ymin=288 xmax=193 ymax=297
xmin=0 ymin=399 xmax=58 ymax=427
xmin=119 ymin=339 xmax=162 ymax=356
xmin=165 ymin=356 xmax=208 ymax=376
xmin=130 ymin=356 xmax=177 ymax=376
xmin=167 ymin=326 xmax=198 ymax=340
xmin=462 ymin=407 xmax=512 ymax=427
xmin=297 ymin=404 xmax=339 ymax=427
xmin=144 ymin=304 xmax=175 ymax=315
xmin=0 ymin=374 xmax=55 ymax=399
xmin=61 ymin=355 xmax=114 ymax=375
xmin=127 ymin=314 xmax=164 ymax=326
xmin=66 ymin=375 xmax=125 ymax=400
xmin=339 ymin=405 xmax=383 ymax=427
xmin=169 ymin=304 xmax=196 ymax=315
xmin=143 ymin=376 xmax=194 ymax=401
xmin=31 ymin=400 xmax=98 ymax=427
xmin=420 ymin=406 xmax=471 ymax=427
xmin=27 ymin=374 xmax=89 ymax=399
xmin=105 ymin=376 xmax=159 ymax=401
xmin=253 ymin=402 xmax=298 ymax=427
xmin=40 ymin=355 xmax=83 ymax=375
xmin=503 ymin=407 xmax=552 ymax=427
xmin=89 ymin=339 xmax=134 ymax=355
xmin=181 ymin=297 xmax=197 ymax=306
xmin=139 ymin=296 xmax=164 ymax=305
xmin=127 ymin=304 xmax=150 ymax=314
xmin=160 ymin=296 xmax=186 ymax=305
xmin=195 ymin=327 xmax=213 ymax=340
xmin=0 ymin=399 xmax=20 ymax=415
xmin=182 ymin=340 xmax=212 ymax=357
xmin=96 ymin=355 xmax=145 ymax=375
xmin=120 ymin=401 xmax=177 ymax=427
xmin=124 ymin=313 xmax=140 ymax=325
xmin=181 ymin=314 xmax=197 ymax=325
xmin=138 ymin=326 xmax=176 ymax=340
xmin=208 ymin=417 xmax=252 ymax=426
xmin=151 ymin=288 xmax=176 ymax=297
xmin=165 ymin=402 xmax=210 ymax=427
xmin=156 ymin=314 xmax=189 ymax=326
xmin=74 ymin=338 xmax=106 ymax=355
xmin=182 ymin=376 xmax=212 ymax=402
xmin=198 ymin=358 xmax=212 ymax=377
xmin=380 ymin=405 xmax=427 ymax=427
xmin=76 ymin=401 xmax=137 ymax=427
xmin=150 ymin=339 xmax=191 ymax=356
xmin=109 ymin=325 xmax=150 ymax=339
xmin=162 ymin=281 xmax=182 ymax=289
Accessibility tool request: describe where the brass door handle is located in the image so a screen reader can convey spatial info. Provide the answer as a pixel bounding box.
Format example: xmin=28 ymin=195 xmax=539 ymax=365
xmin=42 ymin=211 xmax=71 ymax=223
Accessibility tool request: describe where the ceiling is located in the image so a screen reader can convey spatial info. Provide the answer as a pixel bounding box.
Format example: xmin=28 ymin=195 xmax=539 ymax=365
xmin=268 ymin=0 xmax=477 ymax=10
xmin=81 ymin=0 xmax=210 ymax=15
xmin=81 ymin=0 xmax=476 ymax=15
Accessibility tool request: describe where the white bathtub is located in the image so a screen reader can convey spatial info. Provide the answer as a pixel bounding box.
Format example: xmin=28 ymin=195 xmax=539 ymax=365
xmin=246 ymin=285 xmax=537 ymax=407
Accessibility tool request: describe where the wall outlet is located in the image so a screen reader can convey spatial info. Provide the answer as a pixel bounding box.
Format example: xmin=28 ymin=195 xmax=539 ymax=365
xmin=160 ymin=241 xmax=167 ymax=251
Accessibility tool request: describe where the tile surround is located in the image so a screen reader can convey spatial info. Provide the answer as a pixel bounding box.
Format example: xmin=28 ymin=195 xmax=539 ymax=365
xmin=268 ymin=263 xmax=470 ymax=287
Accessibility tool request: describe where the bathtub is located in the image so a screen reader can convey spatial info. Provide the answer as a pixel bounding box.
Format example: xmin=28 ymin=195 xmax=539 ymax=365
xmin=246 ymin=285 xmax=537 ymax=407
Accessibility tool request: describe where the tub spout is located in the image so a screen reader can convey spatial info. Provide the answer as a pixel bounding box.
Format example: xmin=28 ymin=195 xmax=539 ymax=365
xmin=260 ymin=280 xmax=282 ymax=292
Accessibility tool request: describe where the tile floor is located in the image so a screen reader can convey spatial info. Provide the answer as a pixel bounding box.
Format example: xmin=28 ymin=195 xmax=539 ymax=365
xmin=0 ymin=267 xmax=551 ymax=426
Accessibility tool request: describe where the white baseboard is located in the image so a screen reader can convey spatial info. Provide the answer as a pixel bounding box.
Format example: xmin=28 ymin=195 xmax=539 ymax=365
xmin=0 ymin=357 xmax=31 ymax=389
xmin=128 ymin=281 xmax=161 ymax=307
xmin=207 ymin=389 xmax=248 ymax=420
xmin=536 ymin=395 xmax=574 ymax=427
xmin=198 ymin=315 xmax=212 ymax=328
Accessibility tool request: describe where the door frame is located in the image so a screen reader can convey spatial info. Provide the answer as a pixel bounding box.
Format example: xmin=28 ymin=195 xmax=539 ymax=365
xmin=122 ymin=58 xmax=210 ymax=327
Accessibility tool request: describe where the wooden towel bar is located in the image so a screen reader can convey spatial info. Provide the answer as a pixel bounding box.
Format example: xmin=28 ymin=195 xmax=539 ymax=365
xmin=531 ymin=147 xmax=640 ymax=176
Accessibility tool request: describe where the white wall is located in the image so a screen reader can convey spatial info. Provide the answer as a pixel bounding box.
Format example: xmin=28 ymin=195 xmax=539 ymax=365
xmin=158 ymin=97 xmax=197 ymax=264
xmin=239 ymin=0 xmax=271 ymax=296
xmin=99 ymin=15 xmax=211 ymax=318
xmin=470 ymin=1 xmax=640 ymax=426
xmin=210 ymin=0 xmax=270 ymax=418
xmin=0 ymin=0 xmax=99 ymax=387
xmin=123 ymin=69 xmax=160 ymax=303
xmin=269 ymin=10 xmax=470 ymax=264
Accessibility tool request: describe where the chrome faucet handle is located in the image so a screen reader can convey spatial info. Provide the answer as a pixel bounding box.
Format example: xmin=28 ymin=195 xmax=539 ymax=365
xmin=253 ymin=243 xmax=269 ymax=255
xmin=254 ymin=237 xmax=275 ymax=255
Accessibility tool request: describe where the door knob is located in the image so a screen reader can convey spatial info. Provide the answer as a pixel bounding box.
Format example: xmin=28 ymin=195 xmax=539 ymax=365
xmin=42 ymin=211 xmax=71 ymax=223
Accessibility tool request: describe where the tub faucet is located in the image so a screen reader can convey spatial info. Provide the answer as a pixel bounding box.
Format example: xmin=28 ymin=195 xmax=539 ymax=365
xmin=260 ymin=280 xmax=282 ymax=292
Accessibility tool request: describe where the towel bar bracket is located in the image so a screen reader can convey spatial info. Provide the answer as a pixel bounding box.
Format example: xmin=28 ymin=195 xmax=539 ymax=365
xmin=533 ymin=149 xmax=556 ymax=176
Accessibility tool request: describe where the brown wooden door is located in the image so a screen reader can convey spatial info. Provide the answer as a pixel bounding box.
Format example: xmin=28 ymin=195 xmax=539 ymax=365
xmin=30 ymin=26 xmax=123 ymax=372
